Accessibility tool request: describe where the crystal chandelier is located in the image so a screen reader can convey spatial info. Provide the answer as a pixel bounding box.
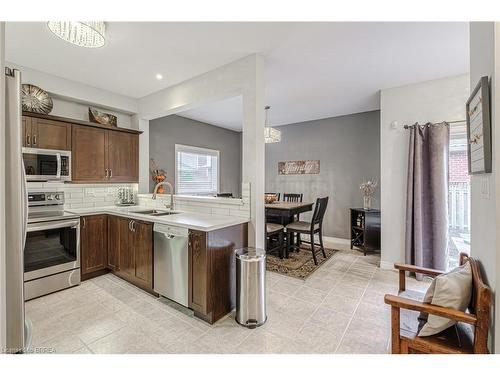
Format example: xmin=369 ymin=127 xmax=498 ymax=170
xmin=264 ymin=106 xmax=281 ymax=143
xmin=47 ymin=21 xmax=106 ymax=48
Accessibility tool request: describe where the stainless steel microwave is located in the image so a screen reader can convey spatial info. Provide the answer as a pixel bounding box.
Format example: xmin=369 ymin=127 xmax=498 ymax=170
xmin=22 ymin=148 xmax=71 ymax=182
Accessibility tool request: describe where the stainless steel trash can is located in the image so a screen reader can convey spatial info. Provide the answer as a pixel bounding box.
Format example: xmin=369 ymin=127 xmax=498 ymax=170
xmin=235 ymin=247 xmax=267 ymax=328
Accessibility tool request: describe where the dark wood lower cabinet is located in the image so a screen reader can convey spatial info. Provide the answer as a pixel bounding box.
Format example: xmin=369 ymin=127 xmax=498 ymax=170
xmin=107 ymin=215 xmax=124 ymax=271
xmin=80 ymin=215 xmax=108 ymax=280
xmin=109 ymin=216 xmax=154 ymax=293
xmin=130 ymin=220 xmax=153 ymax=290
xmin=82 ymin=215 xmax=153 ymax=293
xmin=189 ymin=230 xmax=208 ymax=315
xmin=189 ymin=223 xmax=248 ymax=324
xmin=116 ymin=218 xmax=135 ymax=279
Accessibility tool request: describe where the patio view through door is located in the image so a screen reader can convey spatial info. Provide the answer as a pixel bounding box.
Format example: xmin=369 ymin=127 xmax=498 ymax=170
xmin=447 ymin=122 xmax=470 ymax=269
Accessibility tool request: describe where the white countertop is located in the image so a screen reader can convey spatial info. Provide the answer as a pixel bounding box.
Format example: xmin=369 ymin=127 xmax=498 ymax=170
xmin=137 ymin=193 xmax=244 ymax=206
xmin=66 ymin=206 xmax=249 ymax=232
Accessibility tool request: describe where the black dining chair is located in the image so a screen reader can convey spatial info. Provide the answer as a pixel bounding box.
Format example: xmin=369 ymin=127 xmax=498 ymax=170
xmin=283 ymin=193 xmax=303 ymax=203
xmin=285 ymin=197 xmax=329 ymax=265
xmin=265 ymin=193 xmax=281 ymax=225
xmin=265 ymin=192 xmax=280 ymax=201
xmin=266 ymin=222 xmax=285 ymax=259
xmin=283 ymin=193 xmax=304 ymax=246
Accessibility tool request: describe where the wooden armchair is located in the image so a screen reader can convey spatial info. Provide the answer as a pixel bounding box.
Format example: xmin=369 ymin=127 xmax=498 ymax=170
xmin=384 ymin=253 xmax=492 ymax=354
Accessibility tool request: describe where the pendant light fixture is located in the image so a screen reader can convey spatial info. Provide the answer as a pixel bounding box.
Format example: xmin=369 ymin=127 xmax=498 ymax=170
xmin=264 ymin=106 xmax=281 ymax=144
xmin=47 ymin=21 xmax=106 ymax=48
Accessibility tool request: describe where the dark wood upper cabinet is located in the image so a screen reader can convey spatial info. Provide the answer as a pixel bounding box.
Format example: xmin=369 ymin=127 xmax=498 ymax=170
xmin=22 ymin=116 xmax=71 ymax=150
xmin=72 ymin=125 xmax=108 ymax=182
xmin=81 ymin=215 xmax=108 ymax=277
xmin=32 ymin=118 xmax=72 ymax=150
xmin=22 ymin=116 xmax=31 ymax=147
xmin=23 ymin=112 xmax=140 ymax=183
xmin=107 ymin=130 xmax=139 ymax=182
xmin=72 ymin=125 xmax=139 ymax=183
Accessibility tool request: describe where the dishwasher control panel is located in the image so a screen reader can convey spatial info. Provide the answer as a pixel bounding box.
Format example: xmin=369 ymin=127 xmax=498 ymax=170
xmin=153 ymin=223 xmax=189 ymax=237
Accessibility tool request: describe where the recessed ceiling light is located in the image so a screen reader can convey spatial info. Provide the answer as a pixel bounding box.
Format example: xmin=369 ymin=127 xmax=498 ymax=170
xmin=156 ymin=74 xmax=163 ymax=80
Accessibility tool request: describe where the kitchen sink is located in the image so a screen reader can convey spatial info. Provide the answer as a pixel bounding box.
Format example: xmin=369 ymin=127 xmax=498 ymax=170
xmin=132 ymin=209 xmax=180 ymax=216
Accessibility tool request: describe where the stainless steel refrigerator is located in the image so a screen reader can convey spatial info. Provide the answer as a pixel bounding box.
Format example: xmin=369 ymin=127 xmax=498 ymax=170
xmin=4 ymin=67 xmax=29 ymax=353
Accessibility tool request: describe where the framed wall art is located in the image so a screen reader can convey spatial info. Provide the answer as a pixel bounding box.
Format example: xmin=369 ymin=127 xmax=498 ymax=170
xmin=278 ymin=160 xmax=320 ymax=175
xmin=466 ymin=76 xmax=492 ymax=174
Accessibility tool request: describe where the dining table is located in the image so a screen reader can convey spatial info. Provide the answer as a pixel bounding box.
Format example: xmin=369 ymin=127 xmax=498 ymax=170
xmin=265 ymin=201 xmax=314 ymax=226
xmin=265 ymin=201 xmax=314 ymax=253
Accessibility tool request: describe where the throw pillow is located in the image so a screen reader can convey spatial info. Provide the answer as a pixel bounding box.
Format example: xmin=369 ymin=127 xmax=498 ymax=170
xmin=418 ymin=261 xmax=472 ymax=337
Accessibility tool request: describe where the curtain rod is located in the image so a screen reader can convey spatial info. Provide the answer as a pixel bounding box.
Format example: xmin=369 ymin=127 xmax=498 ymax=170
xmin=403 ymin=120 xmax=466 ymax=129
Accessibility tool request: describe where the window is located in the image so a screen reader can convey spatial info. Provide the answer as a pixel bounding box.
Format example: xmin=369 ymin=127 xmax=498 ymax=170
xmin=447 ymin=123 xmax=470 ymax=269
xmin=175 ymin=144 xmax=219 ymax=195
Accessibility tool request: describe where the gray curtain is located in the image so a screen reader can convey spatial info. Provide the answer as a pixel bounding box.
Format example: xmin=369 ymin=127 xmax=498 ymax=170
xmin=405 ymin=122 xmax=449 ymax=275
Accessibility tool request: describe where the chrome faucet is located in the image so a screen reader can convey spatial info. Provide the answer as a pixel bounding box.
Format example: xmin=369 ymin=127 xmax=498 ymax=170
xmin=152 ymin=181 xmax=175 ymax=210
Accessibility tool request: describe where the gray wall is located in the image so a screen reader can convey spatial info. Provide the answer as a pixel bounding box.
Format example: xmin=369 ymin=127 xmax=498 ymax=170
xmin=149 ymin=115 xmax=242 ymax=196
xmin=469 ymin=21 xmax=497 ymax=352
xmin=265 ymin=110 xmax=380 ymax=239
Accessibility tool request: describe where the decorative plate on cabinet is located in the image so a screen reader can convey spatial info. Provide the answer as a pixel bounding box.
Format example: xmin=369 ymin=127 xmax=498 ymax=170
xmin=21 ymin=84 xmax=53 ymax=114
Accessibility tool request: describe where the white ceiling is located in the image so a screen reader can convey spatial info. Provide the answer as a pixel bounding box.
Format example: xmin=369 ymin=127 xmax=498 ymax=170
xmin=5 ymin=22 xmax=469 ymax=127
xmin=178 ymin=96 xmax=243 ymax=131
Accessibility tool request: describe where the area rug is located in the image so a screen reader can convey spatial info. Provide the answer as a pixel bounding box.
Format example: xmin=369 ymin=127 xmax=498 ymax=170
xmin=266 ymin=247 xmax=339 ymax=280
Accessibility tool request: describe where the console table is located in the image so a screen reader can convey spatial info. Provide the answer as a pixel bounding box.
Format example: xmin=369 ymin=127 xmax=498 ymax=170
xmin=350 ymin=208 xmax=381 ymax=256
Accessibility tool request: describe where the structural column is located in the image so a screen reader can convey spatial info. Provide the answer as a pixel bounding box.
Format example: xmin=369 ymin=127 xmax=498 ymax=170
xmin=242 ymin=55 xmax=265 ymax=248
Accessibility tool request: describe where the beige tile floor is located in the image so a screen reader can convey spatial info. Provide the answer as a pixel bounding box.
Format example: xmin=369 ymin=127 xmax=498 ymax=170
xmin=26 ymin=250 xmax=430 ymax=354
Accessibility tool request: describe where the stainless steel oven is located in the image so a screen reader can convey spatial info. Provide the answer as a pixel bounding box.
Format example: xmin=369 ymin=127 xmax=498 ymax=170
xmin=24 ymin=192 xmax=80 ymax=300
xmin=22 ymin=147 xmax=71 ymax=182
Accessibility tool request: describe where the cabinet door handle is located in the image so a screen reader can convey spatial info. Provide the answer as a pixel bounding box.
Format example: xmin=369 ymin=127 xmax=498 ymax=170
xmin=109 ymin=169 xmax=113 ymax=178
xmin=105 ymin=169 xmax=109 ymax=178
xmin=82 ymin=218 xmax=86 ymax=228
xmin=26 ymin=134 xmax=31 ymax=146
xmin=128 ymin=220 xmax=132 ymax=231
xmin=32 ymin=134 xmax=37 ymax=146
xmin=131 ymin=220 xmax=135 ymax=232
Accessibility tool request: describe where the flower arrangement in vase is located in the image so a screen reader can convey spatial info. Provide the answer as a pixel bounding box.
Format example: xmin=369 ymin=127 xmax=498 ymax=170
xmin=150 ymin=158 xmax=167 ymax=194
xmin=360 ymin=179 xmax=378 ymax=210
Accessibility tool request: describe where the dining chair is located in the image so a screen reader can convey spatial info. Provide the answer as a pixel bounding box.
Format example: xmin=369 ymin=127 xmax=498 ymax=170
xmin=283 ymin=193 xmax=303 ymax=203
xmin=266 ymin=222 xmax=285 ymax=259
xmin=285 ymin=197 xmax=329 ymax=265
xmin=265 ymin=192 xmax=282 ymax=224
xmin=283 ymin=193 xmax=304 ymax=245
xmin=266 ymin=192 xmax=280 ymax=201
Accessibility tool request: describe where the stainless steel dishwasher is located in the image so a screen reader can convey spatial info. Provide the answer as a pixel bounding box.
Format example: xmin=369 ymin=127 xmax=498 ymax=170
xmin=153 ymin=224 xmax=189 ymax=307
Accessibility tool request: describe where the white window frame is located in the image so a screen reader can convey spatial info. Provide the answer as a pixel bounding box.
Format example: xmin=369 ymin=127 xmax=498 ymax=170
xmin=175 ymin=144 xmax=220 ymax=196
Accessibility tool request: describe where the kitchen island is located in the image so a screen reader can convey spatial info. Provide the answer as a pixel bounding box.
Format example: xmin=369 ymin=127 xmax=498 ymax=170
xmin=69 ymin=206 xmax=249 ymax=324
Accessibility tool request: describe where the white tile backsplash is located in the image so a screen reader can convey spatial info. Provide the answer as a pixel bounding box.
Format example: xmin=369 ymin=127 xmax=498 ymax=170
xmin=27 ymin=181 xmax=252 ymax=219
xmin=136 ymin=182 xmax=251 ymax=219
xmin=27 ymin=182 xmax=138 ymax=209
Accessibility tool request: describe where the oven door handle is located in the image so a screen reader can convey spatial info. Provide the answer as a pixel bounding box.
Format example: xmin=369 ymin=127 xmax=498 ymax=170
xmin=56 ymin=153 xmax=62 ymax=180
xmin=28 ymin=219 xmax=80 ymax=232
